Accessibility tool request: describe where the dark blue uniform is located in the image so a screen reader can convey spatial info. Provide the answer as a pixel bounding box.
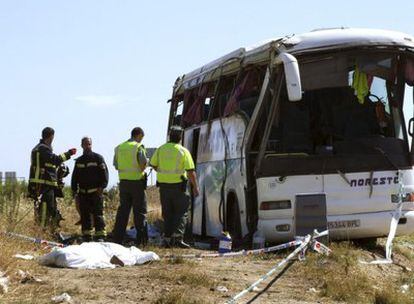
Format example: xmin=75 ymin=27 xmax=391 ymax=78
xmin=28 ymin=140 xmax=72 ymax=228
xmin=71 ymin=152 xmax=108 ymax=240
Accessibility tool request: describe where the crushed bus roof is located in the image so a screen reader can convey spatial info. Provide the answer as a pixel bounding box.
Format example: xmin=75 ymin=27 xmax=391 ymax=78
xmin=174 ymin=28 xmax=414 ymax=94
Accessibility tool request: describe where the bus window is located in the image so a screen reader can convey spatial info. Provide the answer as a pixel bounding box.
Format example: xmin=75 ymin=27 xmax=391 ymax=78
xmin=224 ymin=68 xmax=266 ymax=117
xmin=170 ymin=98 xmax=183 ymax=126
xmin=182 ymin=84 xmax=216 ymax=126
xmin=210 ymin=76 xmax=236 ymax=119
xmin=204 ymin=97 xmax=212 ymax=120
xmin=264 ymin=52 xmax=411 ymax=159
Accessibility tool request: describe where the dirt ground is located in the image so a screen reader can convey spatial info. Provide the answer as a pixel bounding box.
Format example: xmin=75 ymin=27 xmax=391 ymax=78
xmin=0 ymin=247 xmax=330 ymax=304
xmin=1 ymin=187 xmax=414 ymax=303
xmin=1 ymin=240 xmax=414 ymax=304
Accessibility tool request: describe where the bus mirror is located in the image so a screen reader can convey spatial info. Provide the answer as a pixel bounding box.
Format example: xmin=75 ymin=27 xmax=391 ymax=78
xmin=409 ymin=118 xmax=414 ymax=137
xmin=277 ymin=53 xmax=302 ymax=101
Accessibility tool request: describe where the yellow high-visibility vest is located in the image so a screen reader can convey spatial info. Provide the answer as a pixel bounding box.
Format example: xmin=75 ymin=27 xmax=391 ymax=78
xmin=115 ymin=141 xmax=145 ymax=180
xmin=150 ymin=143 xmax=195 ymax=183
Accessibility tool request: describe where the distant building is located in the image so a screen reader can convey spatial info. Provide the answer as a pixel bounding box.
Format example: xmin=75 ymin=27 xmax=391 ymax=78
xmin=0 ymin=171 xmax=22 ymax=184
xmin=5 ymin=171 xmax=17 ymax=182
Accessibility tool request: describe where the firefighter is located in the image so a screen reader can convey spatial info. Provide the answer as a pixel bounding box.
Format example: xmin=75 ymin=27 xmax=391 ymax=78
xmin=150 ymin=126 xmax=199 ymax=248
xmin=28 ymin=127 xmax=76 ymax=229
xmin=71 ymin=137 xmax=108 ymax=242
xmin=112 ymin=127 xmax=148 ymax=246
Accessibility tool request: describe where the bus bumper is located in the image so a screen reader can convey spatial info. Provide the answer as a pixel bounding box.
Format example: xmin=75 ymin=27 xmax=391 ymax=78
xmin=258 ymin=210 xmax=414 ymax=242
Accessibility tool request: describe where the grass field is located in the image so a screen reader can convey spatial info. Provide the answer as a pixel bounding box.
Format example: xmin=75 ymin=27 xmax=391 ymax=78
xmin=1 ymin=181 xmax=414 ymax=303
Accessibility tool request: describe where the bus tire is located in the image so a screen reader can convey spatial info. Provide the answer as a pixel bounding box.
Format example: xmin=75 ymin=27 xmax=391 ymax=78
xmin=226 ymin=193 xmax=242 ymax=242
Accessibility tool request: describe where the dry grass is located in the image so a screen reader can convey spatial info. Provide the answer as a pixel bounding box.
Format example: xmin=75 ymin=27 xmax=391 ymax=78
xmin=153 ymin=289 xmax=208 ymax=304
xmin=298 ymin=241 xmax=414 ymax=303
xmin=148 ymin=263 xmax=216 ymax=289
xmin=0 ymin=182 xmax=162 ymax=303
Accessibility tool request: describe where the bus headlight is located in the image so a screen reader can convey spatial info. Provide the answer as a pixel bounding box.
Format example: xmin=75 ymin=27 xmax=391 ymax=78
xmin=391 ymin=193 xmax=414 ymax=203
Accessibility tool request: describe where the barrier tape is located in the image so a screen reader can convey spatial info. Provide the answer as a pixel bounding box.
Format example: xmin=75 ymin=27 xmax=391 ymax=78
xmin=4 ymin=232 xmax=65 ymax=248
xmin=164 ymin=240 xmax=302 ymax=259
xmin=226 ymin=235 xmax=313 ymax=304
xmin=225 ymin=230 xmax=330 ymax=303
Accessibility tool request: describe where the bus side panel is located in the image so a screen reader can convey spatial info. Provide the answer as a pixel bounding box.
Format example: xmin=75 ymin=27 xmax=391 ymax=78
xmin=190 ymin=115 xmax=248 ymax=237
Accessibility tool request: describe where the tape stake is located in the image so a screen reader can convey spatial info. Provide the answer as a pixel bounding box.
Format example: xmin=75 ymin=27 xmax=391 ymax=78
xmin=312 ymin=241 xmax=332 ymax=256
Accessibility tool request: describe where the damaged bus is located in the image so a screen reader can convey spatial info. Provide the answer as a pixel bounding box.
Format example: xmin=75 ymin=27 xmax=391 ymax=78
xmin=167 ymin=28 xmax=414 ymax=242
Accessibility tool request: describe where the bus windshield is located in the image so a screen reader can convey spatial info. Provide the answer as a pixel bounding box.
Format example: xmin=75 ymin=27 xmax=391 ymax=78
xmin=260 ymin=51 xmax=414 ymax=176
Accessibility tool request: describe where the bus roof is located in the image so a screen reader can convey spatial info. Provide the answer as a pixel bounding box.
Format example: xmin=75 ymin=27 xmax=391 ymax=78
xmin=175 ymin=28 xmax=414 ymax=94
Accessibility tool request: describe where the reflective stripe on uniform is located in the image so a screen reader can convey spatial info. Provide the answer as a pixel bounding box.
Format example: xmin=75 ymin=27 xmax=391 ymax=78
xmin=40 ymin=201 xmax=47 ymax=228
xmin=60 ymin=153 xmax=67 ymax=161
xmin=29 ymin=178 xmax=58 ymax=187
xmin=79 ymin=188 xmax=98 ymax=194
xmin=44 ymin=163 xmax=56 ymax=168
xmin=118 ymin=168 xmax=140 ymax=173
xmin=76 ymin=162 xmax=98 ymax=168
xmin=35 ymin=151 xmax=41 ymax=180
xmin=95 ymin=230 xmax=107 ymax=237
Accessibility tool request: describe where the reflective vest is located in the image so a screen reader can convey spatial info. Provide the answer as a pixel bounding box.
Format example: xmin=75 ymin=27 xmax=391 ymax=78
xmin=152 ymin=143 xmax=193 ymax=184
xmin=115 ymin=141 xmax=145 ymax=180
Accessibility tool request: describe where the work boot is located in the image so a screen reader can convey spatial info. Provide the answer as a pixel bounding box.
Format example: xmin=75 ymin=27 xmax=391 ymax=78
xmin=162 ymin=237 xmax=172 ymax=248
xmin=172 ymin=238 xmax=191 ymax=249
xmin=135 ymin=231 xmax=148 ymax=248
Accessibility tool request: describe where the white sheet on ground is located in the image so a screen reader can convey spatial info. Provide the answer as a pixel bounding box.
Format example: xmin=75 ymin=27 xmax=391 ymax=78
xmin=39 ymin=242 xmax=159 ymax=269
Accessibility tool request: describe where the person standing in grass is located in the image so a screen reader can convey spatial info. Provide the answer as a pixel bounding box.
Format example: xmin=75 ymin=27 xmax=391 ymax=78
xmin=28 ymin=127 xmax=76 ymax=229
xmin=150 ymin=126 xmax=199 ymax=248
xmin=71 ymin=137 xmax=109 ymax=242
xmin=112 ymin=127 xmax=148 ymax=247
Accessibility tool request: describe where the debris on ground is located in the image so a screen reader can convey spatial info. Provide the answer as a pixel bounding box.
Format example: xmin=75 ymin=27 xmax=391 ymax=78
xmin=51 ymin=292 xmax=73 ymax=303
xmin=0 ymin=272 xmax=9 ymax=294
xmin=16 ymin=269 xmax=43 ymax=284
xmin=125 ymin=225 xmax=161 ymax=244
xmin=215 ymin=285 xmax=229 ymax=293
xmin=401 ymin=284 xmax=410 ymax=293
xmin=13 ymin=254 xmax=35 ymax=260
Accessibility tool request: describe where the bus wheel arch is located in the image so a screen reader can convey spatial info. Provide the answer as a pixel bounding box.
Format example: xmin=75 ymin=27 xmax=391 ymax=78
xmin=226 ymin=191 xmax=242 ymax=240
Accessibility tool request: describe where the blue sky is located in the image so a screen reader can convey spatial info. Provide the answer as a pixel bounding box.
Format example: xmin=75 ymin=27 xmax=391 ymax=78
xmin=1 ymin=0 xmax=414 ymax=186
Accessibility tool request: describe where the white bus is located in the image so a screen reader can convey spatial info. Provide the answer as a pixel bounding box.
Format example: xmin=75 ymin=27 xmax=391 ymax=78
xmin=167 ymin=28 xmax=414 ymax=242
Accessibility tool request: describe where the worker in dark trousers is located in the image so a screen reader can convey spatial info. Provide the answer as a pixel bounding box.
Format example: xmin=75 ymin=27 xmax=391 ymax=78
xmin=28 ymin=127 xmax=76 ymax=229
xmin=71 ymin=137 xmax=108 ymax=242
xmin=112 ymin=127 xmax=148 ymax=247
xmin=150 ymin=126 xmax=199 ymax=248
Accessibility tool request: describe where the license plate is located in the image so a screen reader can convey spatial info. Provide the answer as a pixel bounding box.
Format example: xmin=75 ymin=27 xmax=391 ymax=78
xmin=328 ymin=219 xmax=360 ymax=229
